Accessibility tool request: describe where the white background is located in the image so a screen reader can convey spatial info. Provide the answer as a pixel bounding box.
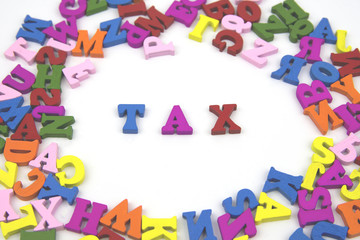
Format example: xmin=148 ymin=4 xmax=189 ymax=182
xmin=1 ymin=0 xmax=360 ymax=239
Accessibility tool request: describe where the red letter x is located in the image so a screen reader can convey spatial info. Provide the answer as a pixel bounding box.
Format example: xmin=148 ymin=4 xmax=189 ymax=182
xmin=209 ymin=104 xmax=241 ymax=135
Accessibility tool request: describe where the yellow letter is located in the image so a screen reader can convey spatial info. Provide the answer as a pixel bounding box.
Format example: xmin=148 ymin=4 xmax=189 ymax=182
xmin=336 ymin=30 xmax=352 ymax=53
xmin=78 ymin=236 xmax=99 ymax=240
xmin=189 ymin=15 xmax=219 ymax=42
xmin=311 ymin=136 xmax=335 ymax=167
xmin=301 ymin=163 xmax=326 ymax=192
xmin=0 ymin=204 xmax=37 ymax=239
xmin=0 ymin=161 xmax=18 ymax=188
xmin=341 ymin=168 xmax=360 ymax=201
xmin=142 ymin=215 xmax=177 ymax=240
xmin=255 ymin=192 xmax=291 ymax=224
xmin=56 ymin=155 xmax=85 ymax=188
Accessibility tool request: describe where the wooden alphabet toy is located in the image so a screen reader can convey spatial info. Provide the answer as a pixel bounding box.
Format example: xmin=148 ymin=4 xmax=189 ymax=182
xmin=1 ymin=0 xmax=360 ymax=239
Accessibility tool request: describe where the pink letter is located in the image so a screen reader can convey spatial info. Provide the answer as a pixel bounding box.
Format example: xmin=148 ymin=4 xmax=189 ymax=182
xmin=0 ymin=85 xmax=21 ymax=101
xmin=4 ymin=38 xmax=37 ymax=65
xmin=46 ymin=38 xmax=76 ymax=52
xmin=240 ymin=38 xmax=278 ymax=68
xmin=62 ymin=59 xmax=96 ymax=88
xmin=0 ymin=189 xmax=20 ymax=222
xmin=29 ymin=142 xmax=59 ymax=174
xmin=222 ymin=15 xmax=251 ymax=34
xmin=31 ymin=196 xmax=63 ymax=231
xmin=143 ymin=37 xmax=175 ymax=60
xmin=330 ymin=133 xmax=360 ymax=165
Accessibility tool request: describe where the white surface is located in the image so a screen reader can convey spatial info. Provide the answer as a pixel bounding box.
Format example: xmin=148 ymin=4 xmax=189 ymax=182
xmin=0 ymin=0 xmax=360 ymax=239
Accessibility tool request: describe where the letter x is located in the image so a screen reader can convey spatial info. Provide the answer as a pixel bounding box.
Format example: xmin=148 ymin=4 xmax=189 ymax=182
xmin=209 ymin=104 xmax=241 ymax=135
xmin=31 ymin=196 xmax=63 ymax=231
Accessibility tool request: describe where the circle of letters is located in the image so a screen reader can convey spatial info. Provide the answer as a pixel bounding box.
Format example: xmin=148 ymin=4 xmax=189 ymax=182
xmin=0 ymin=0 xmax=359 ymax=240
